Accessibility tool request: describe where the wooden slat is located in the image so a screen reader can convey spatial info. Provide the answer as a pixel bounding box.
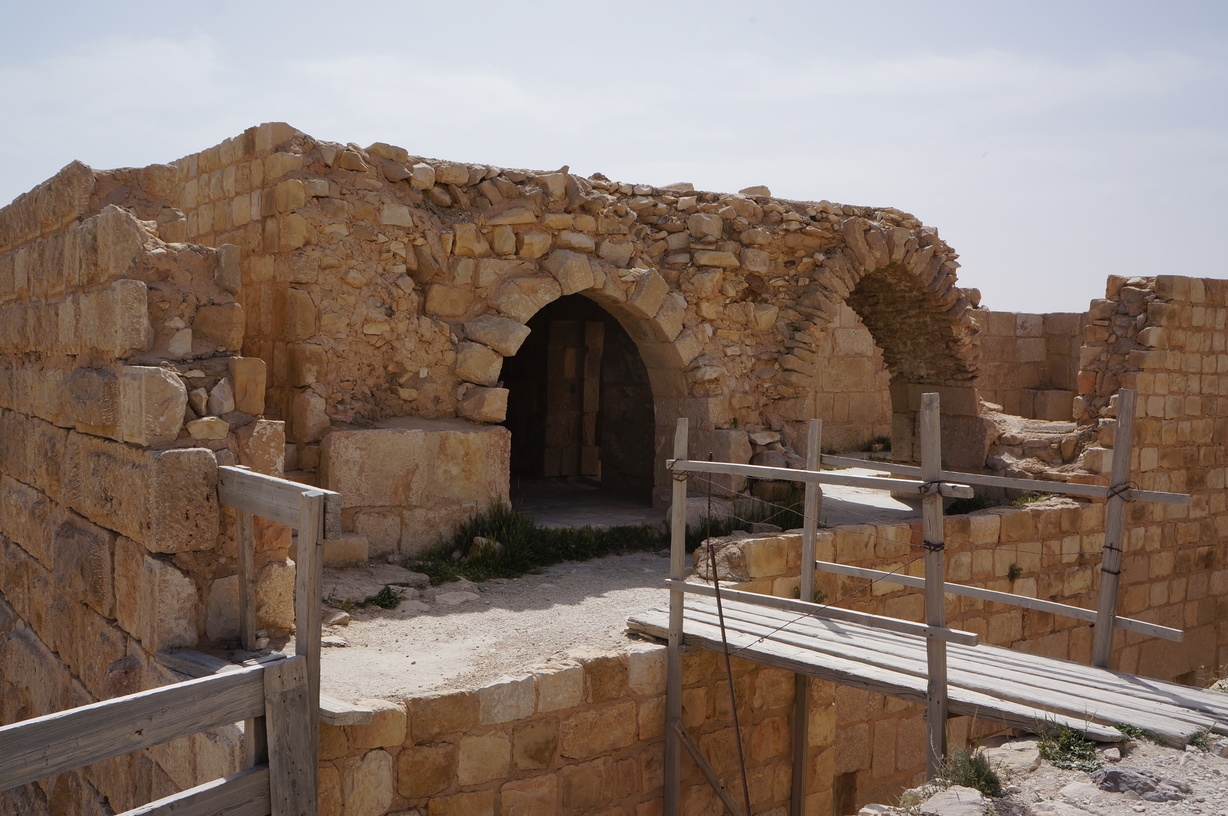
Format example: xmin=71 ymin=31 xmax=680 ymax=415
xmin=791 ymin=419 xmax=821 ymax=816
xmin=238 ymin=509 xmax=258 ymax=651
xmin=0 ymin=665 xmax=266 ymax=792
xmin=118 ymin=765 xmax=270 ymax=816
xmin=264 ymin=657 xmax=316 ymax=816
xmin=295 ymin=490 xmax=326 ymax=745
xmin=811 ymin=559 xmax=1184 ymax=641
xmin=817 ymin=454 xmax=1188 ymax=506
xmin=628 ymin=608 xmax=1124 ymax=742
xmin=664 ymin=418 xmax=689 ymax=816
xmin=666 ymin=580 xmax=978 ymax=645
xmin=680 ymin=601 xmax=1212 ymax=745
xmin=217 ymin=466 xmax=339 ymax=527
xmin=669 ymin=458 xmax=975 ymax=498
xmin=920 ymin=393 xmax=949 ymax=773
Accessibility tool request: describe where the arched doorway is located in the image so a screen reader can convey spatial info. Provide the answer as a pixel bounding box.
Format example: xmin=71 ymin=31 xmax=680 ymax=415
xmin=501 ymin=294 xmax=656 ymax=504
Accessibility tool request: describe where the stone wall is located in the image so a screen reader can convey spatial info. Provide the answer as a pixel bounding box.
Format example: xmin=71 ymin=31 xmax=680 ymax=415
xmin=0 ymin=168 xmax=292 ymax=813
xmin=972 ymin=310 xmax=1085 ymax=421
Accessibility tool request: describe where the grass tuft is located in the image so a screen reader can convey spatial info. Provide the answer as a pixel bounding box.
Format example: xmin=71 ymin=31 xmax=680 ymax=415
xmin=934 ymin=748 xmax=1004 ymax=798
xmin=1037 ymin=723 xmax=1101 ymax=772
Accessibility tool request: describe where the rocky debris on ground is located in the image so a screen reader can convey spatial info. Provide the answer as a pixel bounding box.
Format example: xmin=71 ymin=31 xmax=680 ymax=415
xmin=320 ymin=565 xmax=484 ymax=647
xmin=322 ymin=563 xmax=430 ymax=605
xmin=857 ymin=733 xmax=1228 ymax=816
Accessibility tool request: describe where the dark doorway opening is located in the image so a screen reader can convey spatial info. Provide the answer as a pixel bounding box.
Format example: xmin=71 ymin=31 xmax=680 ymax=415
xmin=502 ymin=295 xmax=655 ymax=503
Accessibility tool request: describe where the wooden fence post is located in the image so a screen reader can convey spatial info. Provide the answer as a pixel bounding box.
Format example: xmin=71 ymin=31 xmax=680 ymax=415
xmin=790 ymin=419 xmax=821 ymax=815
xmin=920 ymin=394 xmax=949 ymax=776
xmin=664 ymin=418 xmax=689 ymax=815
xmin=1092 ymin=388 xmax=1137 ymax=668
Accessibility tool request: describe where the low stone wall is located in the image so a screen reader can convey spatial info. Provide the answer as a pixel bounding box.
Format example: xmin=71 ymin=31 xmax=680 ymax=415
xmin=972 ymin=310 xmax=1085 ymax=420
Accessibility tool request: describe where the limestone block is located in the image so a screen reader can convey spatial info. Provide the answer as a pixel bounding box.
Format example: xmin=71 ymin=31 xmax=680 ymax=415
xmin=543 ymin=250 xmax=594 ymax=295
xmin=352 ymin=511 xmax=401 ymax=559
xmin=397 ymin=743 xmax=456 ymax=798
xmin=236 ymin=419 xmax=284 ymax=477
xmin=464 ymin=314 xmax=531 ymax=356
xmin=290 ymin=392 xmax=330 ymax=443
xmin=228 ymin=357 xmax=266 ymax=414
xmin=490 ymin=276 xmax=561 ymax=324
xmin=425 ymin=284 xmax=475 ymax=317
xmin=380 ymin=204 xmax=414 ymax=227
xmin=80 ymin=279 xmax=151 ymax=358
xmin=289 ymin=343 xmax=328 ymax=386
xmin=410 ymin=163 xmax=436 ymax=190
xmin=687 ymin=213 xmax=722 ymax=240
xmin=691 ymin=429 xmax=751 ymax=494
xmin=452 ymin=223 xmax=490 ymax=257
xmin=319 ymin=417 xmax=510 ymax=511
xmin=512 ymin=719 xmax=559 ymax=770
xmin=458 ymin=732 xmax=511 ymax=785
xmin=555 ymin=230 xmax=595 ymax=252
xmin=560 ymin=701 xmax=638 ymax=759
xmin=408 ymin=690 xmax=478 ymax=743
xmin=323 ymin=533 xmax=368 ymax=566
xmin=278 ymin=214 xmax=310 ymax=251
xmin=625 ymin=269 xmax=669 ymax=319
xmin=264 ymin=151 xmax=302 ymax=180
xmin=52 ymin=513 xmax=116 ymax=618
xmin=114 ymin=536 xmax=199 ymax=651
xmin=693 ymin=250 xmax=739 ymax=268
xmin=283 ymin=288 xmax=317 ymax=341
xmin=255 ymin=559 xmax=295 ymax=632
xmin=427 ymin=790 xmax=495 ymax=816
xmin=456 ymin=342 xmax=504 ymax=386
xmin=186 ymin=417 xmax=229 ymax=439
xmin=536 ymin=662 xmax=584 ymax=712
xmin=94 ymin=205 xmax=146 ymax=284
xmin=194 ymin=301 xmax=244 ymax=349
xmin=597 ymin=240 xmax=634 ymax=267
xmin=207 ymin=378 xmax=236 ymax=415
xmin=478 ymin=674 xmax=535 ymax=724
xmin=214 ymin=243 xmax=241 ymax=295
xmin=205 ymin=574 xmax=239 ymax=641
xmin=340 ymin=750 xmax=393 ymax=816
xmin=458 ymin=386 xmax=508 ymax=423
xmin=65 ymin=366 xmax=121 ymax=439
xmin=348 ymin=699 xmax=407 ymax=750
xmin=119 ymin=366 xmax=187 ymax=446
xmin=517 ymin=230 xmax=552 ymax=258
xmin=167 ymin=328 xmax=192 ymax=356
xmin=501 ymin=776 xmax=558 ymax=815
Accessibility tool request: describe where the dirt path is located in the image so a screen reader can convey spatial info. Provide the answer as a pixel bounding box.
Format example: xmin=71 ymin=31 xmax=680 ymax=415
xmin=318 ymin=550 xmax=671 ymax=702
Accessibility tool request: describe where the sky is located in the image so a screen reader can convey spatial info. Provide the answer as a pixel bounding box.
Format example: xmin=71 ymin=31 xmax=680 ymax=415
xmin=2 ymin=1 xmax=1225 ymax=313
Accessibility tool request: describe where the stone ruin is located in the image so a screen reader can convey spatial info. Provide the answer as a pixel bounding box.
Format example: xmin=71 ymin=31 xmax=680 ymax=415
xmin=3 ymin=121 xmax=1226 ymax=815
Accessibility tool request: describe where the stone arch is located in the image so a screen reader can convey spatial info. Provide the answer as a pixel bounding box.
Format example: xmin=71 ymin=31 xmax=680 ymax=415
xmin=796 ymin=217 xmax=988 ymax=467
xmin=461 ymin=263 xmax=692 ymax=504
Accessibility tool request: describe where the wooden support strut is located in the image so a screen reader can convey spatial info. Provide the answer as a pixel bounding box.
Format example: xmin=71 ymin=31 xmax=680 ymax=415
xmin=920 ymin=393 xmax=949 ymax=777
xmin=1092 ymin=389 xmax=1138 ymax=668
xmin=790 ymin=420 xmax=821 ymax=816
xmin=663 ymin=418 xmax=688 ymax=816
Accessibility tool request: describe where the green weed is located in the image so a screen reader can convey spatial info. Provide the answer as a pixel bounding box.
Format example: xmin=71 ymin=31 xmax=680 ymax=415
xmin=934 ymin=747 xmax=1004 ymax=798
xmin=1037 ymin=724 xmax=1101 ymax=772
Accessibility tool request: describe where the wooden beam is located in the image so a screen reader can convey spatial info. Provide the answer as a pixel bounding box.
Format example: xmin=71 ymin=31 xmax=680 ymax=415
xmin=674 ymin=723 xmax=745 ymax=816
xmin=817 ymin=454 xmax=1188 ymax=506
xmin=116 ymin=765 xmax=271 ymax=816
xmin=319 ymin=693 xmax=376 ymax=726
xmin=669 ymin=458 xmax=974 ymax=498
xmin=295 ymin=489 xmax=326 ymax=744
xmin=920 ymin=393 xmax=949 ymax=776
xmin=811 ymin=559 xmax=1183 ymax=641
xmin=217 ymin=466 xmax=339 ymax=527
xmin=791 ymin=419 xmax=821 ymax=816
xmin=1093 ymin=389 xmax=1137 ymax=668
xmin=663 ymin=418 xmax=688 ymax=816
xmin=0 ymin=665 xmax=266 ymax=792
xmin=665 ymin=581 xmax=978 ymax=645
xmin=264 ymin=657 xmax=316 ymax=816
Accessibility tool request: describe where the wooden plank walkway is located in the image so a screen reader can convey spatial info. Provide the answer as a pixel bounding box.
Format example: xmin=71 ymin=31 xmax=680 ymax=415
xmin=628 ymin=596 xmax=1228 ymax=746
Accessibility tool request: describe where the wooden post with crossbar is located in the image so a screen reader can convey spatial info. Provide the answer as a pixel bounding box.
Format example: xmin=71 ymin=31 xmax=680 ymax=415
xmin=920 ymin=393 xmax=949 ymax=776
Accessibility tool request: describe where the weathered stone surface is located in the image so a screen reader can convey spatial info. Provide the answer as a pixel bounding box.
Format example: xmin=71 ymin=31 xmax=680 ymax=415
xmin=348 ymin=699 xmax=407 ymax=750
xmin=463 ymin=315 xmax=531 ymax=356
xmin=193 ymin=303 xmax=244 ymax=350
xmin=255 ymin=559 xmax=295 ymax=631
xmin=457 ymin=732 xmax=511 ymax=785
xmin=408 ymin=690 xmax=478 ymax=743
xmin=455 ymin=342 xmax=504 ymax=387
xmin=288 ymin=343 xmax=328 ymax=387
xmin=500 ymin=776 xmax=558 ymax=815
xmin=64 ymin=366 xmax=120 ymax=438
xmin=543 ymin=250 xmax=594 ymax=295
xmin=283 ymin=288 xmax=317 ymax=341
xmin=205 ymin=574 xmax=239 ymax=641
xmin=478 ymin=674 xmax=535 ymax=725
xmin=489 ymin=276 xmax=561 ymax=324
xmin=119 ymin=366 xmax=187 ymax=446
xmin=340 ymin=749 xmax=393 ymax=816
xmin=560 ymin=701 xmax=637 ymax=758
xmin=186 ymin=416 xmax=228 ymax=439
xmin=236 ymin=419 xmax=284 ymax=476
xmin=228 ymin=357 xmax=266 ymax=414
xmin=206 ymin=377 xmax=235 ymax=415
xmin=114 ymin=536 xmax=199 ymax=650
xmin=397 ymin=743 xmax=455 ymax=798
xmin=291 ymin=391 xmax=330 ymax=443
xmin=512 ymin=718 xmax=558 ymax=770
xmin=457 ymin=386 xmax=508 ymax=423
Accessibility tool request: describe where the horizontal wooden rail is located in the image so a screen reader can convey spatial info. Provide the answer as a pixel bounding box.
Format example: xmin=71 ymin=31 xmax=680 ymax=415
xmin=217 ymin=465 xmax=339 ymax=527
xmin=669 ymin=459 xmax=974 ymax=498
xmin=118 ymin=765 xmax=270 ymax=816
xmin=813 ymin=559 xmax=1183 ymax=641
xmin=0 ymin=663 xmax=273 ymax=792
xmin=818 ymin=455 xmax=1189 ymax=506
xmin=665 ymin=580 xmax=979 ymax=645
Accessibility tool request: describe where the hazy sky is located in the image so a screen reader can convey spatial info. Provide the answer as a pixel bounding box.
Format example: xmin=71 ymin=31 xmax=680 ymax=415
xmin=2 ymin=1 xmax=1225 ymax=313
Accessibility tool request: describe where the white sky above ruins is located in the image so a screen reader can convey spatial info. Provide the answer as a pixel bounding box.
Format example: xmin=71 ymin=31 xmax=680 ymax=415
xmin=2 ymin=0 xmax=1225 ymax=314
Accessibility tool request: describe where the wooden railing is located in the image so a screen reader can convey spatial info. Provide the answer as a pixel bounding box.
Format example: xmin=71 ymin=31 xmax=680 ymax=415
xmin=0 ymin=465 xmax=337 ymax=816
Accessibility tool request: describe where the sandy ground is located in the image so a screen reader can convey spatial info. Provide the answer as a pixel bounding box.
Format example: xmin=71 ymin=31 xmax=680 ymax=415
xmin=318 ymin=550 xmax=671 ymax=702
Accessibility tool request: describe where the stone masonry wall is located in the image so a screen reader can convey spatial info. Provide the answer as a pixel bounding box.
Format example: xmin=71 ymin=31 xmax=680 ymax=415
xmin=972 ymin=310 xmax=1085 ymax=421
xmin=0 ymin=168 xmax=295 ymax=813
xmin=153 ymin=123 xmax=982 ymax=508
